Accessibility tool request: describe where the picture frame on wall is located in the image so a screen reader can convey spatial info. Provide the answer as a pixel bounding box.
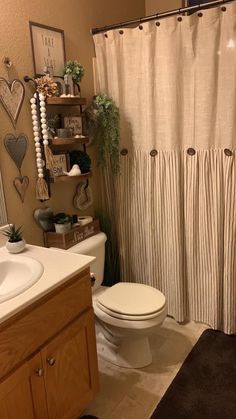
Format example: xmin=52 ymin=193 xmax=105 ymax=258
xmin=64 ymin=115 xmax=83 ymax=136
xmin=29 ymin=21 xmax=66 ymax=77
xmin=50 ymin=152 xmax=69 ymax=178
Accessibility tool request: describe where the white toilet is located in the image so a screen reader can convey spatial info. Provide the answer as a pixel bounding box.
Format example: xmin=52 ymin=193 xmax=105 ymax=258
xmin=68 ymin=232 xmax=167 ymax=368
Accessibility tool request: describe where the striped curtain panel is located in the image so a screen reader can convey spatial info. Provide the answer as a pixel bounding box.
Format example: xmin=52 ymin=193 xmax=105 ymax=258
xmin=93 ymin=3 xmax=236 ymax=334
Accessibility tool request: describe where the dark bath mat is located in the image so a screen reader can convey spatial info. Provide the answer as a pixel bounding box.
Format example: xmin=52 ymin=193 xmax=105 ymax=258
xmin=150 ymin=329 xmax=236 ymax=419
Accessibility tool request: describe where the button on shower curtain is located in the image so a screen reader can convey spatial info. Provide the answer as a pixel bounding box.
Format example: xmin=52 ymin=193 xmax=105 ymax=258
xmin=93 ymin=3 xmax=236 ymax=334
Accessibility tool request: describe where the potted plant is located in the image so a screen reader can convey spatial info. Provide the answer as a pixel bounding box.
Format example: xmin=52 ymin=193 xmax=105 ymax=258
xmin=64 ymin=60 xmax=85 ymax=94
xmin=2 ymin=225 xmax=26 ymax=253
xmin=52 ymin=213 xmax=72 ymax=234
xmin=85 ymin=94 xmax=120 ymax=175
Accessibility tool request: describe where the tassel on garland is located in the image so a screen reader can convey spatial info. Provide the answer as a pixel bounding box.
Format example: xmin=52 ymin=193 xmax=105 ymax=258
xmin=36 ymin=177 xmax=49 ymax=200
xmin=44 ymin=144 xmax=56 ymax=170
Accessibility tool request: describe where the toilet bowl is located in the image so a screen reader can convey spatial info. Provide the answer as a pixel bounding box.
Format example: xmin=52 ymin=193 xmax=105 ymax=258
xmin=68 ymin=232 xmax=167 ymax=368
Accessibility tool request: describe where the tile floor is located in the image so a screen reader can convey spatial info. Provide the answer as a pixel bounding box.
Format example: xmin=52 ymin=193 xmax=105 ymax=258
xmin=84 ymin=317 xmax=209 ymax=419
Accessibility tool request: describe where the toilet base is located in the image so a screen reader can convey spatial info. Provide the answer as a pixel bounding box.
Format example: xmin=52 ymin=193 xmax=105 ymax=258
xmin=96 ymin=326 xmax=152 ymax=368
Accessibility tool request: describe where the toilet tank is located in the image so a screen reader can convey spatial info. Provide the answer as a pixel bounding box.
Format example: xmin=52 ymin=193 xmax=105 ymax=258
xmin=68 ymin=232 xmax=107 ymax=291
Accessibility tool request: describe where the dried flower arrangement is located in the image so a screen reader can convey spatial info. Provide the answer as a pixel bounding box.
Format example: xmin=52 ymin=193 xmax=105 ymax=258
xmin=35 ymin=75 xmax=58 ymax=97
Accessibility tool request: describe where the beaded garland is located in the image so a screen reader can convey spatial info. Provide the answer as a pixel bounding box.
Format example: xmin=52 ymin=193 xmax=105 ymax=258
xmin=30 ymin=93 xmax=51 ymax=200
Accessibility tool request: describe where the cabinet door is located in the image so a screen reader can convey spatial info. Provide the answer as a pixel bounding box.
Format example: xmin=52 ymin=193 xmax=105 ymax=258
xmin=0 ymin=353 xmax=48 ymax=419
xmin=42 ymin=308 xmax=99 ymax=419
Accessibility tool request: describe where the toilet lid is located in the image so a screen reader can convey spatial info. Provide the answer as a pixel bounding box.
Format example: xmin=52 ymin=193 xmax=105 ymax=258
xmin=97 ymin=283 xmax=166 ymax=318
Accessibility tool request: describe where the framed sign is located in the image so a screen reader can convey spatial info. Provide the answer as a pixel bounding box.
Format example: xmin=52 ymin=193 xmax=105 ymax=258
xmin=50 ymin=152 xmax=69 ymax=177
xmin=29 ymin=21 xmax=66 ymax=77
xmin=64 ymin=115 xmax=83 ymax=136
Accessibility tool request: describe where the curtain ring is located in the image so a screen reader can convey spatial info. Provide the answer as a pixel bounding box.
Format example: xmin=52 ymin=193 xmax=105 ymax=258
xmin=156 ymin=13 xmax=160 ymax=26
xmin=177 ymin=9 xmax=182 ymax=22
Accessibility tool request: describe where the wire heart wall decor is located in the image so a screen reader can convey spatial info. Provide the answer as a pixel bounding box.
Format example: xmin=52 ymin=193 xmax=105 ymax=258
xmin=13 ymin=176 xmax=29 ymax=203
xmin=4 ymin=133 xmax=29 ymax=202
xmin=0 ymin=78 xmax=25 ymax=127
xmin=4 ymin=133 xmax=28 ymax=171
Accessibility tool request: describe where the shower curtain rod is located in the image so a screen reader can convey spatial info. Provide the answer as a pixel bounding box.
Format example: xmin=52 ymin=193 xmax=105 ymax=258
xmin=91 ymin=0 xmax=235 ymax=35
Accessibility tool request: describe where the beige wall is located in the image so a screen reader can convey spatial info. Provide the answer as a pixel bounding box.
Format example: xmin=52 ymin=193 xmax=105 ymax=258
xmin=0 ymin=0 xmax=145 ymax=246
xmin=146 ymin=0 xmax=182 ymax=15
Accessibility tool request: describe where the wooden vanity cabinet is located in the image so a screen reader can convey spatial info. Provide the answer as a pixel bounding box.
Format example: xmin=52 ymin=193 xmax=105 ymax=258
xmin=0 ymin=353 xmax=48 ymax=419
xmin=0 ymin=268 xmax=99 ymax=419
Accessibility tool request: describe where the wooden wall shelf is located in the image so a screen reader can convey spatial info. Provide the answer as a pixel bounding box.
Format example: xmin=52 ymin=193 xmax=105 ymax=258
xmin=50 ymin=137 xmax=89 ymax=146
xmin=46 ymin=97 xmax=87 ymax=106
xmin=49 ymin=172 xmax=92 ymax=183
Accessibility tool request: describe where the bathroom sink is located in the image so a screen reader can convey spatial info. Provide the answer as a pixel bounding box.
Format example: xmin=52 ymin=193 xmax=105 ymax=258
xmin=0 ymin=255 xmax=44 ymax=303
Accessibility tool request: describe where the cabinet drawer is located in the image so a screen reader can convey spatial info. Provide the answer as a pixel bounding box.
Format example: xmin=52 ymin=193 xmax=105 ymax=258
xmin=0 ymin=268 xmax=91 ymax=381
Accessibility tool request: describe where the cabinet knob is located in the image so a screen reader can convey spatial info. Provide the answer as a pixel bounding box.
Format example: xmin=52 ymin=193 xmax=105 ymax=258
xmin=35 ymin=367 xmax=44 ymax=377
xmin=47 ymin=357 xmax=56 ymax=366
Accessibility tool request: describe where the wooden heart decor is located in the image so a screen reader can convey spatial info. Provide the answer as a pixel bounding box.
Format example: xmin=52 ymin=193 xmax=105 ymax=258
xmin=0 ymin=78 xmax=25 ymax=127
xmin=4 ymin=133 xmax=28 ymax=170
xmin=13 ymin=176 xmax=29 ymax=203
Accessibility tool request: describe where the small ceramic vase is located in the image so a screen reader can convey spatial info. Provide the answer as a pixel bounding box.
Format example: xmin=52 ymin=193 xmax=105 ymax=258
xmin=54 ymin=222 xmax=71 ymax=234
xmin=6 ymin=239 xmax=26 ymax=254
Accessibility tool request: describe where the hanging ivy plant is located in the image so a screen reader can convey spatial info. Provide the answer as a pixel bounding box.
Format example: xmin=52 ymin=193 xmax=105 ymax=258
xmin=85 ymin=94 xmax=120 ymax=175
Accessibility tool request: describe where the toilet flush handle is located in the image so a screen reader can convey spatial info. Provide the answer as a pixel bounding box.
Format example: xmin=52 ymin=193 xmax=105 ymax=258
xmin=90 ymin=273 xmax=96 ymax=287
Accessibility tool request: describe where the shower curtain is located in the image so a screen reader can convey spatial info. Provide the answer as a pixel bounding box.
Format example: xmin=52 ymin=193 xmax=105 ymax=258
xmin=93 ymin=3 xmax=236 ymax=334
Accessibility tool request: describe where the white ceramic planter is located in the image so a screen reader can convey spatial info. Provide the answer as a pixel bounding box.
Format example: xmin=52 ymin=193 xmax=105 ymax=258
xmin=54 ymin=222 xmax=71 ymax=234
xmin=6 ymin=239 xmax=26 ymax=254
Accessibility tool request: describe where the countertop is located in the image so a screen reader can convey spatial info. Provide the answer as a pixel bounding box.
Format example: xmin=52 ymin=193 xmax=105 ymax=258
xmin=0 ymin=244 xmax=95 ymax=325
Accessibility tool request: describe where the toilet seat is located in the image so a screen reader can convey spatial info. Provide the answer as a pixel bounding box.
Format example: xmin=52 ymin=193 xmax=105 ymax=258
xmin=97 ymin=282 xmax=166 ymax=321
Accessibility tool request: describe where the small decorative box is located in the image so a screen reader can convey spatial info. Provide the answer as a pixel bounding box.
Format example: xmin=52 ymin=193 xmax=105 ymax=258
xmin=43 ymin=219 xmax=100 ymax=250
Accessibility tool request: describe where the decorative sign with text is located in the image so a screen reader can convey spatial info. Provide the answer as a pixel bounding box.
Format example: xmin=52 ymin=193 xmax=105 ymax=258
xmin=29 ymin=21 xmax=66 ymax=77
xmin=64 ymin=115 xmax=82 ymax=136
xmin=50 ymin=153 xmax=68 ymax=177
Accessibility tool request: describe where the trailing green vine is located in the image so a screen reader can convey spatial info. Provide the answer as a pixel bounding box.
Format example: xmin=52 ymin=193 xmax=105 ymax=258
xmin=85 ymin=94 xmax=120 ymax=175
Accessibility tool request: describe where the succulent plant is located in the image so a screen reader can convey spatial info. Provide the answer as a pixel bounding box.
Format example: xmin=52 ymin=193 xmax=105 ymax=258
xmin=52 ymin=213 xmax=72 ymax=225
xmin=2 ymin=225 xmax=24 ymax=243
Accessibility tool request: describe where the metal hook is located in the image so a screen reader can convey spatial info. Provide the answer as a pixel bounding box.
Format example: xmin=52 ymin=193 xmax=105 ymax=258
xmin=2 ymin=56 xmax=12 ymax=68
xmin=24 ymin=75 xmax=37 ymax=88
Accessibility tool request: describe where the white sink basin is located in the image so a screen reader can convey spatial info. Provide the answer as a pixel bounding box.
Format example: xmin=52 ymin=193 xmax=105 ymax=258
xmin=0 ymin=255 xmax=44 ymax=303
